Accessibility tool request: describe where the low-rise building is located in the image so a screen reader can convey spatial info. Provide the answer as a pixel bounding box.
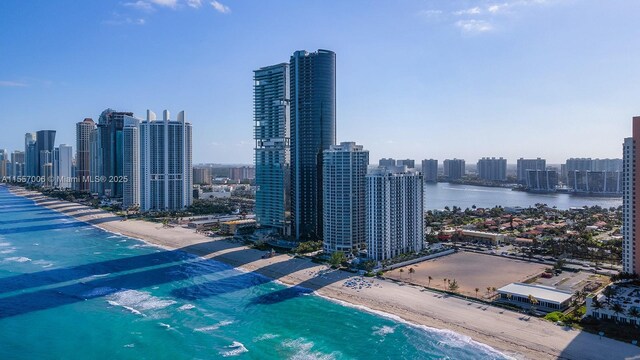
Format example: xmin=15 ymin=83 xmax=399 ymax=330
xmin=220 ymin=219 xmax=257 ymax=235
xmin=585 ymin=283 xmax=640 ymax=325
xmin=497 ymin=282 xmax=574 ymax=312
xmin=457 ymin=230 xmax=507 ymax=245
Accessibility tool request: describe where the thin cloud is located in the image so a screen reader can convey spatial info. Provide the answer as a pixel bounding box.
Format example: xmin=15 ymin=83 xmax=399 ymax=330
xmin=455 ymin=19 xmax=494 ymax=33
xmin=0 ymin=81 xmax=28 ymax=87
xmin=124 ymin=1 xmax=154 ymax=11
xmin=454 ymin=7 xmax=482 ymax=16
xmin=149 ymin=0 xmax=178 ymax=7
xmin=187 ymin=0 xmax=202 ymax=8
xmin=211 ymin=0 xmax=231 ymax=14
xmin=103 ymin=16 xmax=146 ymax=26
xmin=417 ymin=9 xmax=443 ymax=18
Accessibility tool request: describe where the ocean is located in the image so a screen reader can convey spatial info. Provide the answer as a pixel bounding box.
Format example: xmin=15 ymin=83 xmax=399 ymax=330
xmin=0 ymin=186 xmax=509 ymax=360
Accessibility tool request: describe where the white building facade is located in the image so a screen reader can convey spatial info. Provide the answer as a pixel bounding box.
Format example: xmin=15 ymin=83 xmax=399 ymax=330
xmin=322 ymin=142 xmax=369 ymax=255
xmin=54 ymin=144 xmax=73 ymax=189
xmin=140 ymin=110 xmax=193 ymax=212
xmin=122 ymin=116 xmax=141 ymax=209
xmin=366 ymin=166 xmax=424 ymax=261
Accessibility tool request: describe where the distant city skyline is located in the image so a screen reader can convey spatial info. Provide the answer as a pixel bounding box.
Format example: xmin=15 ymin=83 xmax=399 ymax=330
xmin=1 ymin=1 xmax=639 ymax=163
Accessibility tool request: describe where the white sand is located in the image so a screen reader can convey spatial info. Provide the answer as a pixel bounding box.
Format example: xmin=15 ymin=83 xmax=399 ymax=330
xmin=9 ymin=187 xmax=640 ymax=360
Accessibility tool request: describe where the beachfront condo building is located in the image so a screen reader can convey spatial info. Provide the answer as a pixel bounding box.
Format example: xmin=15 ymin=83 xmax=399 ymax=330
xmin=53 ymin=144 xmax=73 ymax=189
xmin=24 ymin=132 xmax=37 ymax=177
xmin=516 ymin=158 xmax=546 ymax=184
xmin=11 ymin=150 xmax=25 ymax=177
xmin=122 ymin=116 xmax=141 ymax=209
xmin=254 ymin=63 xmax=291 ymax=236
xmin=290 ymin=49 xmax=336 ymax=241
xmin=477 ymin=157 xmax=507 ymax=181
xmin=36 ymin=130 xmax=56 ymax=178
xmin=140 ymin=110 xmax=193 ymax=212
xmin=323 ymin=142 xmax=369 ymax=255
xmin=366 ymin=166 xmax=424 ymax=261
xmin=93 ymin=109 xmax=133 ymax=197
xmin=623 ymin=116 xmax=640 ymax=274
xmin=443 ymin=158 xmax=465 ymax=180
xmin=75 ymin=118 xmax=96 ymax=192
xmin=421 ymin=159 xmax=438 ymax=182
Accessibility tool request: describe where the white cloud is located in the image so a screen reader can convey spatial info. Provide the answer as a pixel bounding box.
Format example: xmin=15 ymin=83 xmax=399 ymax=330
xmin=149 ymin=0 xmax=178 ymax=7
xmin=187 ymin=0 xmax=202 ymax=8
xmin=211 ymin=0 xmax=230 ymax=13
xmin=124 ymin=1 xmax=154 ymax=11
xmin=487 ymin=3 xmax=509 ymax=14
xmin=417 ymin=9 xmax=443 ymax=18
xmin=0 ymin=81 xmax=27 ymax=87
xmin=454 ymin=7 xmax=482 ymax=16
xmin=455 ymin=19 xmax=494 ymax=33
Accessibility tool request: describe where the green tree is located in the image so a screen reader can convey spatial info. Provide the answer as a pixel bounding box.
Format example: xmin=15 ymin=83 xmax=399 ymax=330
xmin=475 ymin=287 xmax=480 ymax=299
xmin=408 ymin=267 xmax=415 ymax=281
xmin=427 ymin=275 xmax=433 ymax=287
xmin=329 ymin=251 xmax=347 ymax=268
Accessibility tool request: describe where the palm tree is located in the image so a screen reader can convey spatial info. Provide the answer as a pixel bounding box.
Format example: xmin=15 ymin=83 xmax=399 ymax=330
xmin=528 ymin=294 xmax=539 ymax=314
xmin=611 ymin=303 xmax=625 ymax=323
xmin=486 ymin=286 xmax=491 ymax=297
xmin=628 ymin=307 xmax=640 ymax=327
xmin=444 ymin=278 xmax=448 ymax=289
xmin=475 ymin=287 xmax=480 ymax=299
xmin=448 ymin=279 xmax=460 ymax=293
xmin=428 ymin=276 xmax=433 ymax=288
xmin=408 ymin=267 xmax=415 ymax=281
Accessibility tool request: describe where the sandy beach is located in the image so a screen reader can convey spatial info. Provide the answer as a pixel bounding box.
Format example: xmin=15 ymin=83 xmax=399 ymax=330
xmin=7 ymin=186 xmax=640 ymax=360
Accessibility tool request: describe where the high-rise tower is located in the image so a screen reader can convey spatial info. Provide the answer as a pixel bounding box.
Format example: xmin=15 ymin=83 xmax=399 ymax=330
xmin=75 ymin=118 xmax=96 ymax=192
xmin=140 ymin=110 xmax=192 ymax=212
xmin=322 ymin=142 xmax=368 ymax=255
xmin=290 ymin=49 xmax=336 ymax=240
xmin=623 ymin=116 xmax=640 ymax=274
xmin=254 ymin=63 xmax=291 ymax=236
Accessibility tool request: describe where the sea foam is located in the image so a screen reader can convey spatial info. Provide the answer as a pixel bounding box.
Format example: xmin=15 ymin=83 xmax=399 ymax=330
xmin=194 ymin=320 xmax=233 ymax=332
xmin=220 ymin=341 xmax=248 ymax=357
xmin=106 ymin=289 xmax=176 ymax=315
xmin=281 ymin=338 xmax=336 ymax=360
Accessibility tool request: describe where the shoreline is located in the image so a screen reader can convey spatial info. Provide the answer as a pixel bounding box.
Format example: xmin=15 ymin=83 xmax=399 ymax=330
xmin=5 ymin=186 xmax=640 ymax=360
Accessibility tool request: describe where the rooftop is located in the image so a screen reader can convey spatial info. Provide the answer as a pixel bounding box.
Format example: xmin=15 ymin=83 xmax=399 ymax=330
xmin=498 ymin=282 xmax=573 ymax=304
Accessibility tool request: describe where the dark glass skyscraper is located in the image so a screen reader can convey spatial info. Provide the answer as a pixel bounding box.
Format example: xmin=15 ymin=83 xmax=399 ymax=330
xmin=290 ymin=49 xmax=336 ymax=240
xmin=96 ymin=108 xmax=133 ymax=197
xmin=36 ymin=130 xmax=56 ymax=177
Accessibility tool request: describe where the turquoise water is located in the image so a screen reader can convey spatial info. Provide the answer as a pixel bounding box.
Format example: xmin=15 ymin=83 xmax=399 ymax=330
xmin=0 ymin=186 xmax=508 ymax=360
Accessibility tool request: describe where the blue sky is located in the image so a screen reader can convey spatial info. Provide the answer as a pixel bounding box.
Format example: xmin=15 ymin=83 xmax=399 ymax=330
xmin=1 ymin=0 xmax=639 ymax=164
